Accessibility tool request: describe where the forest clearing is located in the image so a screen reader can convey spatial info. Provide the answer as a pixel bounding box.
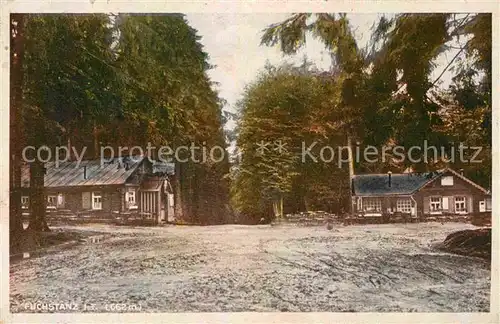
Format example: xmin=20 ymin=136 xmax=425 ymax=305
xmin=10 ymin=222 xmax=490 ymax=312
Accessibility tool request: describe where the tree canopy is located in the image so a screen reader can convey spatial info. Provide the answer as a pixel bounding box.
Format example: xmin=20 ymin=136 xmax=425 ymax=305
xmin=10 ymin=13 xmax=231 ymax=245
xmin=231 ymin=63 xmax=350 ymax=222
xmin=230 ymin=13 xmax=492 ymax=220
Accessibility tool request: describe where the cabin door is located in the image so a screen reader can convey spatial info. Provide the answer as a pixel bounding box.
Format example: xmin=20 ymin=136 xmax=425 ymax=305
xmin=140 ymin=191 xmax=159 ymax=223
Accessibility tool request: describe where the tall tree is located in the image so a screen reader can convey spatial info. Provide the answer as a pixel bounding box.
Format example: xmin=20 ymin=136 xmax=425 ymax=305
xmin=10 ymin=14 xmax=26 ymax=250
xmin=13 ymin=13 xmax=231 ymax=233
xmin=232 ymin=63 xmax=349 ymax=223
xmin=250 ymin=12 xmax=492 ymax=221
xmin=371 ymin=13 xmax=491 ymax=185
xmin=114 ymin=14 xmax=230 ymax=224
xmin=21 ymin=14 xmax=120 ymax=231
xmin=263 ymin=13 xmax=492 ymax=181
xmin=261 ymin=14 xmax=366 ymax=213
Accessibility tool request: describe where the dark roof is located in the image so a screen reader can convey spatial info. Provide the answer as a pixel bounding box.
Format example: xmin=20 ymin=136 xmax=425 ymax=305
xmin=353 ymin=171 xmax=443 ymax=196
xmin=21 ymin=156 xmax=144 ymax=188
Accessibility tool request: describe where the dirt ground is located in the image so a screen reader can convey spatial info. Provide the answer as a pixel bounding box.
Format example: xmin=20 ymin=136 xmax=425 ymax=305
xmin=9 ymin=222 xmax=490 ymax=312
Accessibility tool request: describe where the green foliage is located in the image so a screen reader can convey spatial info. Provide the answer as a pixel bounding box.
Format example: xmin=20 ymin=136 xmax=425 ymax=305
xmin=250 ymin=12 xmax=492 ymax=220
xmin=463 ymin=14 xmax=492 ymax=80
xmin=112 ymin=14 xmax=217 ymax=147
xmin=368 ymin=14 xmax=450 ymax=155
xmin=231 ymin=64 xmax=349 ymax=222
xmin=17 ymin=13 xmax=230 ymax=225
xmin=365 ymin=13 xmax=491 ymax=180
xmin=23 ymin=14 xmax=119 ymax=148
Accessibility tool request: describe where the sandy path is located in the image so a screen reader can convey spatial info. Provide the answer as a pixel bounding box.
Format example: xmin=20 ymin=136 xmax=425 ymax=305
xmin=9 ymin=222 xmax=490 ymax=312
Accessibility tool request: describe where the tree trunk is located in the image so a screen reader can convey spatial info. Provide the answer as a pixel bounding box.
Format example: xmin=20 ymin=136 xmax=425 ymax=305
xmin=27 ymin=161 xmax=50 ymax=232
xmin=347 ymin=135 xmax=354 ymax=215
xmin=279 ymin=195 xmax=284 ymax=218
xmin=272 ymin=200 xmax=278 ymax=219
xmin=10 ymin=14 xmax=26 ymax=251
xmin=272 ymin=195 xmax=284 ymax=220
xmin=93 ymin=122 xmax=99 ymax=159
xmin=304 ymin=196 xmax=311 ymax=212
xmin=173 ymin=162 xmax=183 ymax=222
xmin=179 ymin=162 xmax=193 ymax=223
xmin=186 ymin=162 xmax=196 ymax=223
xmin=67 ymin=136 xmax=72 ymax=161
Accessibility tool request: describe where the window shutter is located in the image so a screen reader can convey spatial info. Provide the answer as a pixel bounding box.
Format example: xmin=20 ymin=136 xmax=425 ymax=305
xmin=486 ymin=198 xmax=492 ymax=211
xmin=479 ymin=200 xmax=486 ymax=212
xmin=57 ymin=194 xmax=64 ymax=207
xmin=82 ymin=192 xmax=91 ymax=209
xmin=442 ymin=197 xmax=449 ymax=210
xmin=468 ymin=196 xmax=473 ymax=213
xmin=423 ymin=198 xmax=430 ymax=214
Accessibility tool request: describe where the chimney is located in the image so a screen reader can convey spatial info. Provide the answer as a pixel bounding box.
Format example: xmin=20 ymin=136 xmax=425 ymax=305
xmin=83 ymin=166 xmax=87 ymax=179
xmin=459 ymin=169 xmax=464 ymax=176
xmin=387 ymin=171 xmax=392 ymax=187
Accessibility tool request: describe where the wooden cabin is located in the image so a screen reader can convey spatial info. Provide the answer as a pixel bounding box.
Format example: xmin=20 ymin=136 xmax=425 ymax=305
xmin=20 ymin=156 xmax=175 ymax=225
xmin=352 ymin=168 xmax=491 ymax=221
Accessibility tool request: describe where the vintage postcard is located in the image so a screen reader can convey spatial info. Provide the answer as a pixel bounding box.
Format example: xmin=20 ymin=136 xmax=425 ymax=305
xmin=1 ymin=1 xmax=498 ymax=323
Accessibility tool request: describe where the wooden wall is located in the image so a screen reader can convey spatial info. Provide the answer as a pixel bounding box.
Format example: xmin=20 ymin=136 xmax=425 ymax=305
xmin=46 ymin=186 xmax=124 ymax=214
xmin=415 ymin=171 xmax=487 ymax=215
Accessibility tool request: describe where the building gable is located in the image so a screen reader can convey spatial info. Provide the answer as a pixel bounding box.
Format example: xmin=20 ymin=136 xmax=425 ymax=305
xmin=416 ymin=169 xmax=488 ymax=195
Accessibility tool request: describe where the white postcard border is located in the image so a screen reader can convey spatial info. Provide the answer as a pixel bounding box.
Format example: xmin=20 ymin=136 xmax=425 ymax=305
xmin=1 ymin=1 xmax=498 ymax=323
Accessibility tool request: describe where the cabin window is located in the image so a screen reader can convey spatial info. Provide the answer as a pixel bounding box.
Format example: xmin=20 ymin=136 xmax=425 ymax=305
xmin=21 ymin=196 xmax=29 ymax=209
xmin=441 ymin=176 xmax=454 ymax=186
xmin=363 ymin=198 xmax=381 ymax=212
xmin=126 ymin=190 xmax=137 ymax=208
xmin=92 ymin=192 xmax=102 ymax=210
xmin=430 ymin=197 xmax=442 ymax=211
xmin=47 ymin=195 xmax=57 ymax=207
xmin=454 ymin=196 xmax=467 ymax=213
xmin=57 ymin=193 xmax=64 ymax=206
xmin=485 ymin=197 xmax=492 ymax=211
xmin=396 ymin=198 xmax=412 ymax=213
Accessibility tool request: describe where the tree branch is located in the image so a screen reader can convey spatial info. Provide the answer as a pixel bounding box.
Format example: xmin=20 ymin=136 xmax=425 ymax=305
xmin=430 ymin=39 xmax=471 ymax=88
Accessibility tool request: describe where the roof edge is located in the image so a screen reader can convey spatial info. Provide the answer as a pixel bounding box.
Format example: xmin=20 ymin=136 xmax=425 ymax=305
xmin=411 ymin=167 xmax=489 ymax=194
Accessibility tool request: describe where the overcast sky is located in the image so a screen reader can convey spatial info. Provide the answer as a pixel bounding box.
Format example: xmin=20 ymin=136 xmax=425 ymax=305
xmin=185 ymin=13 xmax=459 ymax=129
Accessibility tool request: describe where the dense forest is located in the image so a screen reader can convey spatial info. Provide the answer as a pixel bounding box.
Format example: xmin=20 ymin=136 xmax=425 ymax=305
xmin=10 ymin=14 xmax=231 ymax=251
xmin=231 ymin=13 xmax=492 ymax=223
xmin=10 ymin=13 xmax=492 ymax=244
